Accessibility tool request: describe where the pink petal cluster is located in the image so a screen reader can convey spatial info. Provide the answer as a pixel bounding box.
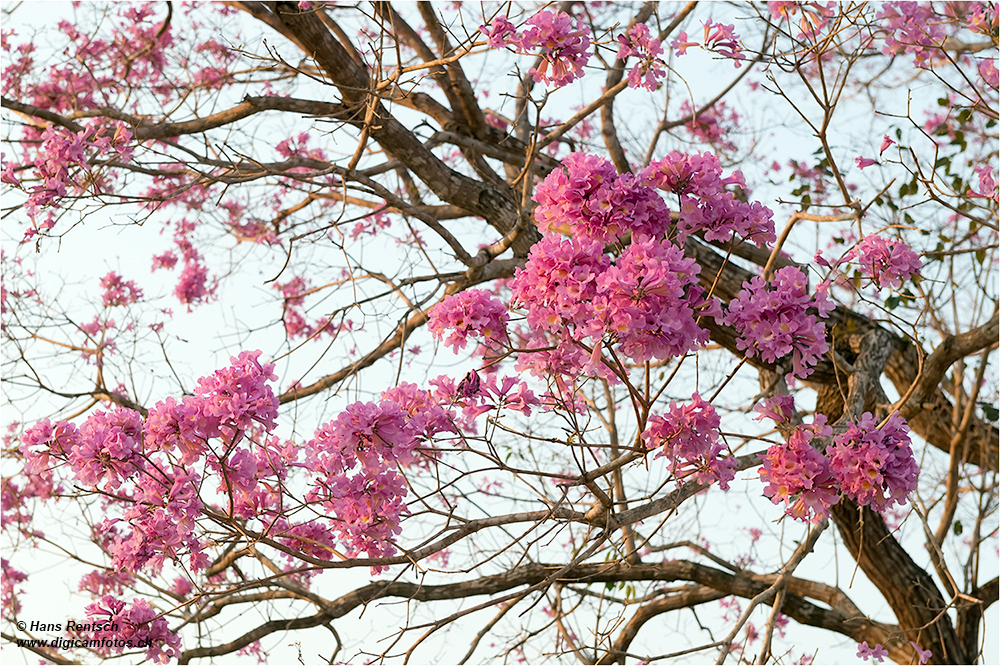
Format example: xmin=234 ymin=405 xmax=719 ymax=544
xmin=428 ymin=289 xmax=510 ymax=353
xmin=484 ymin=10 xmax=592 ymax=87
xmin=591 ymin=235 xmax=717 ymax=362
xmin=642 ymin=151 xmax=776 ymax=246
xmin=84 ymin=595 xmax=182 ymax=663
xmin=702 ymin=20 xmax=744 ymax=66
xmin=152 ymin=219 xmax=215 ymax=309
xmin=754 ymin=394 xmax=796 ymax=425
xmin=305 ymin=394 xmax=455 ymax=562
xmin=968 ymin=165 xmax=998 ymax=201
xmin=857 ymin=641 xmax=889 ymax=663
xmin=512 ymin=234 xmax=714 ymax=364
xmin=616 ymin=23 xmax=666 ymax=91
xmin=71 ymin=407 xmax=145 ymax=489
xmin=100 ymin=271 xmax=144 ymax=307
xmin=511 ymin=234 xmax=610 ymax=334
xmin=533 ymin=153 xmax=672 ymax=243
xmin=758 ymin=416 xmax=839 ymax=522
xmin=856 ymin=156 xmax=878 ymax=170
xmin=826 ymin=412 xmax=918 ymax=512
xmin=877 ymin=2 xmax=951 ymax=67
xmin=1 ymin=559 xmax=27 ymax=616
xmin=849 ymin=234 xmax=922 ymax=290
xmin=642 ymin=393 xmax=736 ymax=490
xmin=480 ymin=16 xmax=516 ymax=49
xmin=678 ymin=100 xmax=740 ymax=153
xmin=722 ymin=267 xmax=834 ymax=380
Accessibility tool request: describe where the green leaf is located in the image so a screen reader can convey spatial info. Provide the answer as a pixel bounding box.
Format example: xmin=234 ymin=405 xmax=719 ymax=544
xmin=885 ymin=295 xmax=901 ymax=310
xmin=954 ymin=521 xmax=964 ymax=536
xmin=979 ymin=401 xmax=999 ymax=423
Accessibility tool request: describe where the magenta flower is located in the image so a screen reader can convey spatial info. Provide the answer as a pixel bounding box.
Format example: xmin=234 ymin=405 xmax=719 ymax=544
xmin=85 ymin=595 xmax=182 ymax=663
xmin=513 ymin=10 xmax=591 ymax=87
xmin=909 ymin=641 xmax=931 ymax=665
xmin=849 ymin=234 xmax=922 ymax=290
xmin=702 ymin=20 xmax=744 ymax=66
xmin=759 ymin=416 xmax=839 ymax=523
xmin=754 ymin=394 xmax=796 ymax=425
xmin=826 ymin=412 xmax=919 ymax=513
xmin=670 ymin=31 xmax=698 ymax=56
xmin=856 ymin=156 xmax=878 ymax=170
xmin=643 ymin=393 xmax=736 ymax=490
xmin=968 ymin=165 xmax=998 ymax=201
xmin=429 ymin=289 xmax=510 ymax=353
xmin=856 ymin=641 xmax=888 ymax=663
xmin=617 ymin=23 xmax=666 ymax=91
xmin=480 ymin=16 xmax=516 ymax=49
xmin=100 ymin=271 xmax=143 ymax=307
xmin=879 ymin=134 xmax=895 ymax=155
xmin=722 ymin=266 xmax=834 ymax=381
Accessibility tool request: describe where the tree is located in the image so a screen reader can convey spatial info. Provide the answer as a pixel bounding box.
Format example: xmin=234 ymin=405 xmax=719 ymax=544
xmin=1 ymin=1 xmax=997 ymax=664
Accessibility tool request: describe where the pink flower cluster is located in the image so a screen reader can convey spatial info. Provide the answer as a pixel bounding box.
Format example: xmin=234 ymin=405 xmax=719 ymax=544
xmin=616 ymin=23 xmax=666 ymax=91
xmin=826 ymin=412 xmax=918 ymax=512
xmin=429 ymin=289 xmax=510 ymax=353
xmin=969 ymin=165 xmax=998 ymax=201
xmin=305 ymin=396 xmax=450 ymax=562
xmin=877 ymin=2 xmax=951 ymax=67
xmin=768 ymin=1 xmax=836 ymax=40
xmin=643 ymin=151 xmax=776 ymax=246
xmin=16 ymin=122 xmax=133 ymax=225
xmin=1 ymin=559 xmax=27 ymax=616
xmin=848 ymin=234 xmax=922 ymax=290
xmin=722 ymin=267 xmax=834 ymax=380
xmin=702 ymin=20 xmax=745 ymax=67
xmin=152 ymin=219 xmax=215 ymax=308
xmin=857 ymin=641 xmax=889 ymax=663
xmin=100 ymin=271 xmax=144 ymax=307
xmin=512 ymin=233 xmax=715 ymax=364
xmin=758 ymin=416 xmax=839 ymax=522
xmin=591 ymin=235 xmax=718 ymax=362
xmin=642 ymin=393 xmax=736 ymax=489
xmin=84 ymin=595 xmax=181 ymax=663
xmin=481 ymin=10 xmax=592 ymax=87
xmin=678 ymin=100 xmax=740 ymax=153
xmin=533 ymin=153 xmax=672 ymax=244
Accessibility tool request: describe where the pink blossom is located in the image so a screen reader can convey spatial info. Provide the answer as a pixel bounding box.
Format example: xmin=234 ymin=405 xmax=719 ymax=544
xmin=480 ymin=16 xmax=516 ymax=49
xmin=826 ymin=412 xmax=918 ymax=512
xmin=849 ymin=234 xmax=922 ymax=290
xmin=678 ymin=100 xmax=740 ymax=152
xmin=879 ymin=134 xmax=895 ymax=156
xmin=641 ymin=151 xmax=775 ymax=246
xmin=877 ymin=2 xmax=950 ymax=67
xmin=759 ymin=416 xmax=839 ymax=522
xmin=100 ymin=271 xmax=143 ymax=307
xmin=722 ymin=267 xmax=833 ymax=381
xmin=856 ymin=156 xmax=878 ymax=170
xmin=968 ymin=165 xmax=998 ymax=200
xmin=702 ymin=20 xmax=744 ymax=66
xmin=533 ymin=152 xmax=671 ymax=243
xmin=429 ymin=289 xmax=510 ymax=353
xmin=617 ymin=23 xmax=666 ymax=91
xmin=909 ymin=641 xmax=931 ymax=665
xmin=669 ymin=31 xmax=698 ymax=56
xmin=1 ymin=559 xmax=28 ymax=616
xmin=979 ymin=58 xmax=999 ymax=89
xmin=857 ymin=641 xmax=888 ymax=663
xmin=85 ymin=595 xmax=182 ymax=663
xmin=513 ymin=10 xmax=592 ymax=87
xmin=642 ymin=393 xmax=736 ymax=490
xmin=754 ymin=394 xmax=796 ymax=424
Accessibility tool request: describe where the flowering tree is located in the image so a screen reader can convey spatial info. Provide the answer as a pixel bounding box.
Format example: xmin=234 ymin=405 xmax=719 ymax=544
xmin=2 ymin=2 xmax=997 ymax=664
